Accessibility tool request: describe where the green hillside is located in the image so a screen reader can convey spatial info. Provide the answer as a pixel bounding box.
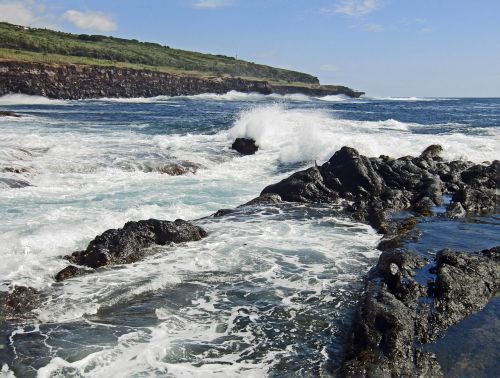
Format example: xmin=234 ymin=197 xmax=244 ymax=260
xmin=0 ymin=22 xmax=319 ymax=84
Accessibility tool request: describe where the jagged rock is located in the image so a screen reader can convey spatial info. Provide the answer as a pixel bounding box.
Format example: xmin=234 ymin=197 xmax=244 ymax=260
xmin=446 ymin=201 xmax=466 ymax=218
xmin=231 ymin=138 xmax=258 ymax=155
xmin=241 ymin=193 xmax=282 ymax=207
xmin=56 ymin=219 xmax=207 ymax=280
xmin=412 ymin=196 xmax=435 ymax=215
xmin=321 ymin=147 xmax=385 ymax=197
xmin=261 ymin=146 xmax=498 ymax=228
xmin=341 ymin=278 xmax=441 ymax=378
xmin=54 ymin=265 xmax=88 ymax=282
xmin=1 ymin=167 xmax=32 ymax=174
xmin=262 ymin=166 xmax=337 ymax=203
xmin=0 ymin=61 xmax=364 ymax=100
xmin=420 ymin=144 xmax=443 ymax=160
xmin=452 ymin=187 xmax=496 ymax=213
xmin=156 ymin=162 xmax=199 ymax=176
xmin=431 ymin=248 xmax=498 ymax=337
xmin=211 ymin=209 xmax=234 ymax=217
xmin=340 ymin=246 xmax=498 ymax=377
xmin=0 ymin=110 xmax=21 ymax=117
xmin=1 ymin=286 xmax=40 ymax=319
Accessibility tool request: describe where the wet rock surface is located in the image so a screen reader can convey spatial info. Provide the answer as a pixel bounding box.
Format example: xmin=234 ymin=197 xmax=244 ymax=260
xmin=1 ymin=286 xmax=40 ymax=320
xmin=256 ymin=145 xmax=499 ymax=376
xmin=340 ymin=245 xmax=498 ymax=377
xmin=56 ymin=219 xmax=207 ymax=280
xmin=0 ymin=177 xmax=31 ymax=188
xmin=231 ymin=138 xmax=259 ymax=155
xmin=261 ymin=146 xmax=499 ymax=229
xmin=0 ymin=110 xmax=22 ymax=117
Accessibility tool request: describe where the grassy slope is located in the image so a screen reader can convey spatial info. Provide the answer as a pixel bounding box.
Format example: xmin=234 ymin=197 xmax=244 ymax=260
xmin=0 ymin=22 xmax=319 ymax=85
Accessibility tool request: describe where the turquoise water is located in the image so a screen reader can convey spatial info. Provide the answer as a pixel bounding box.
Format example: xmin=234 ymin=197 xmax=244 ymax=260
xmin=0 ymin=93 xmax=499 ymax=376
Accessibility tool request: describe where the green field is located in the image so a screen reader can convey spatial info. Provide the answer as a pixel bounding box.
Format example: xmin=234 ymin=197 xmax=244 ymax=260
xmin=0 ymin=22 xmax=319 ymax=85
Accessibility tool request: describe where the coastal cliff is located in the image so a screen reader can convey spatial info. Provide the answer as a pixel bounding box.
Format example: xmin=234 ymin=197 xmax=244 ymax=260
xmin=0 ymin=60 xmax=364 ymax=99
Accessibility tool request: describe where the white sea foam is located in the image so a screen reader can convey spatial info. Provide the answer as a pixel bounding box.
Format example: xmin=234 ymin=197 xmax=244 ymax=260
xmin=228 ymin=104 xmax=499 ymax=163
xmin=35 ymin=213 xmax=379 ymax=375
xmin=317 ymin=94 xmax=350 ymax=102
xmin=368 ymin=96 xmax=438 ymax=102
xmin=90 ymin=91 xmax=317 ymax=103
xmin=0 ymin=94 xmax=68 ymax=105
xmin=1 ymin=96 xmax=498 ymax=376
xmin=95 ymin=95 xmax=173 ymax=103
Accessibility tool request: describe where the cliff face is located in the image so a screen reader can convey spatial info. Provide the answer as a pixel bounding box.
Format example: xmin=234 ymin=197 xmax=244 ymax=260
xmin=0 ymin=61 xmax=364 ymax=99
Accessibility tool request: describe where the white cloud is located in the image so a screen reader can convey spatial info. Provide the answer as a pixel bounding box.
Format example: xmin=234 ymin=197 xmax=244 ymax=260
xmin=192 ymin=0 xmax=232 ymax=9
xmin=420 ymin=27 xmax=434 ymax=33
xmin=364 ymin=23 xmax=384 ymax=32
xmin=320 ymin=64 xmax=338 ymax=72
xmin=0 ymin=1 xmax=55 ymax=27
xmin=63 ymin=10 xmax=117 ymax=32
xmin=334 ymin=0 xmax=380 ymax=17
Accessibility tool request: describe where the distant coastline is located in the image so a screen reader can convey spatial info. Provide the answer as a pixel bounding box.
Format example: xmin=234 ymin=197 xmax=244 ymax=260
xmin=0 ymin=22 xmax=363 ymax=100
xmin=0 ymin=60 xmax=364 ymax=100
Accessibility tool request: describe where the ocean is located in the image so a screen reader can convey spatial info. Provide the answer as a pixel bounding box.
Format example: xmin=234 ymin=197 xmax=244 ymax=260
xmin=0 ymin=93 xmax=499 ymax=377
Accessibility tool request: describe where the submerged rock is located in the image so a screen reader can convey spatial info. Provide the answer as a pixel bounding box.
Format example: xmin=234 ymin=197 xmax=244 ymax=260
xmin=231 ymin=138 xmax=258 ymax=155
xmin=0 ymin=177 xmax=31 ymax=188
xmin=156 ymin=162 xmax=200 ymax=176
xmin=1 ymin=167 xmax=33 ymax=174
xmin=56 ymin=219 xmax=207 ymax=280
xmin=1 ymin=286 xmax=40 ymax=320
xmin=139 ymin=161 xmax=201 ymax=176
xmin=0 ymin=110 xmax=22 ymax=117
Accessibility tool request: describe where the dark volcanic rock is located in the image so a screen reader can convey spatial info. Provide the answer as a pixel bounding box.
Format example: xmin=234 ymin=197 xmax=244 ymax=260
xmin=241 ymin=193 xmax=282 ymax=207
xmin=340 ymin=246 xmax=499 ymax=377
xmin=0 ymin=61 xmax=363 ymax=100
xmin=342 ymin=279 xmax=441 ymax=377
xmin=2 ymin=166 xmax=32 ymax=174
xmin=240 ymin=144 xmax=498 ymax=376
xmin=431 ymin=248 xmax=498 ymax=337
xmin=156 ymin=162 xmax=200 ymax=176
xmin=420 ymin=144 xmax=443 ymax=160
xmin=56 ymin=219 xmax=207 ymax=279
xmin=0 ymin=110 xmax=22 ymax=117
xmin=54 ymin=265 xmax=88 ymax=282
xmin=231 ymin=138 xmax=259 ymax=155
xmin=322 ymin=147 xmax=385 ymax=197
xmin=1 ymin=286 xmax=40 ymax=319
xmin=262 ymin=166 xmax=337 ymax=203
xmin=261 ymin=145 xmax=499 ymax=229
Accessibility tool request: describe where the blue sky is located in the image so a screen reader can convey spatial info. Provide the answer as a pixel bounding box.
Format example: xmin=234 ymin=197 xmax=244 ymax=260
xmin=1 ymin=0 xmax=499 ymax=97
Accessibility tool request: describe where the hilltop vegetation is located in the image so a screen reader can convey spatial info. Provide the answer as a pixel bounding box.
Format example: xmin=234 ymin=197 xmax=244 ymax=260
xmin=0 ymin=22 xmax=319 ymax=84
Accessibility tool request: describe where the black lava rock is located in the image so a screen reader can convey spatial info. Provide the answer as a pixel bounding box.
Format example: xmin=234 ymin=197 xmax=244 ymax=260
xmin=231 ymin=138 xmax=258 ymax=155
xmin=56 ymin=219 xmax=207 ymax=280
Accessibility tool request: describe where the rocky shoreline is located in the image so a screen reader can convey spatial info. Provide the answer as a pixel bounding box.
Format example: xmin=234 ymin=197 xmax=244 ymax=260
xmin=1 ymin=142 xmax=498 ymax=376
xmin=0 ymin=60 xmax=364 ymax=100
xmin=232 ymin=141 xmax=499 ymax=376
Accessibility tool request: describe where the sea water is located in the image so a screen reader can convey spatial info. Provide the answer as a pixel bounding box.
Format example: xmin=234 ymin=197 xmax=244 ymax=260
xmin=0 ymin=93 xmax=499 ymax=377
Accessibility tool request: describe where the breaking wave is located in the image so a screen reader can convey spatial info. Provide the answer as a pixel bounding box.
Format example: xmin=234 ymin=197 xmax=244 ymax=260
xmin=228 ymin=104 xmax=499 ymax=163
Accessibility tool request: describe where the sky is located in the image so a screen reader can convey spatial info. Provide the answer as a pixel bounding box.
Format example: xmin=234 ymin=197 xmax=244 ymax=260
xmin=0 ymin=0 xmax=499 ymax=97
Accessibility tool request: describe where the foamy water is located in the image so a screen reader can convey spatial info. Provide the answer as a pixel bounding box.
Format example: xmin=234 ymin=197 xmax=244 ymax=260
xmin=0 ymin=93 xmax=499 ymax=376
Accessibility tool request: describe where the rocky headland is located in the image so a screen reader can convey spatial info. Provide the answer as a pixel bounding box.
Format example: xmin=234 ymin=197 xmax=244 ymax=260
xmin=0 ymin=60 xmax=364 ymax=100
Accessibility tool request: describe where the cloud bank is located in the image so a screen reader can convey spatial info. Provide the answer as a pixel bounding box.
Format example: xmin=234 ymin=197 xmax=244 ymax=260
xmin=63 ymin=10 xmax=117 ymax=32
xmin=192 ymin=0 xmax=233 ymax=9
